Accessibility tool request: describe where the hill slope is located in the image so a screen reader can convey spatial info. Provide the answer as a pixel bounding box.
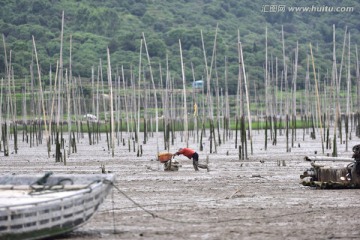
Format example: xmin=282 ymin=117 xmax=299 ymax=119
xmin=0 ymin=0 xmax=359 ymax=94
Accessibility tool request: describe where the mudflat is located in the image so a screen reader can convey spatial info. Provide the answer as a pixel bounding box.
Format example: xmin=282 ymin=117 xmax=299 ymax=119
xmin=1 ymin=130 xmax=359 ymax=240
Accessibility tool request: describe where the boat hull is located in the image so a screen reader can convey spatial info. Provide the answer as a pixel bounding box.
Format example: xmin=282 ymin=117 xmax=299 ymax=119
xmin=0 ymin=174 xmax=114 ymax=240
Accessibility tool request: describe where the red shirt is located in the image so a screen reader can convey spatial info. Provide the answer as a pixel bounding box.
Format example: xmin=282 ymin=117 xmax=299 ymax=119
xmin=176 ymin=148 xmax=195 ymax=159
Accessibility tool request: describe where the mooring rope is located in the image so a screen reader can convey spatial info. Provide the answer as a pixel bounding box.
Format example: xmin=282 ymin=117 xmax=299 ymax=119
xmin=108 ymin=181 xmax=157 ymax=218
xmin=108 ymin=181 xmax=325 ymax=225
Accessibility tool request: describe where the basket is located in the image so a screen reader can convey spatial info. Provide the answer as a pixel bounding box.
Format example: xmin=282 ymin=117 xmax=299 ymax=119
xmin=158 ymin=152 xmax=173 ymax=163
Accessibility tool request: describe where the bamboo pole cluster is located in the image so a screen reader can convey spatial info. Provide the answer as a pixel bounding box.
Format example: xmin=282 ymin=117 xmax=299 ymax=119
xmin=1 ymin=14 xmax=359 ymax=161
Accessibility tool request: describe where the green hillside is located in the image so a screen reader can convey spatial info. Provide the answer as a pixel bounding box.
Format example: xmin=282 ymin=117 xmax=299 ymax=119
xmin=0 ymin=0 xmax=359 ymax=94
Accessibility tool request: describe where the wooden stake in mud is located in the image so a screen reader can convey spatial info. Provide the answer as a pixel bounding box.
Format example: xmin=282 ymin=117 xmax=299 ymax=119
xmin=273 ymin=115 xmax=277 ymax=145
xmin=240 ymin=115 xmax=247 ymax=160
xmin=2 ymin=123 xmax=9 ymax=156
xmin=265 ymin=116 xmax=268 ymax=150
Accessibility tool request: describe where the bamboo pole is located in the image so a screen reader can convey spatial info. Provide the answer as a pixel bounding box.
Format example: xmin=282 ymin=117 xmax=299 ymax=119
xmin=356 ymin=45 xmax=360 ymax=112
xmin=32 ymin=36 xmax=49 ymax=153
xmin=190 ymin=62 xmax=198 ymax=144
xmin=239 ymin=41 xmax=252 ymax=155
xmin=1 ymin=35 xmax=9 ymax=155
xmin=224 ymin=56 xmax=230 ymax=142
xmin=309 ymin=43 xmax=325 ymax=154
xmin=129 ymin=65 xmax=136 ymax=147
xmin=136 ymin=40 xmax=142 ymax=156
xmin=338 ymin=26 xmax=348 ymax=90
xmin=121 ymin=66 xmax=130 ymax=136
xmin=107 ymin=47 xmax=115 ymax=157
xmin=65 ymin=69 xmax=70 ymax=163
xmin=67 ymin=35 xmax=73 ymax=157
xmin=215 ymin=66 xmax=221 ymax=147
xmin=179 ymin=39 xmax=188 ymax=148
xmin=282 ymin=26 xmax=289 ymax=152
xmin=234 ymin=30 xmax=241 ymax=150
xmin=201 ymin=27 xmax=218 ymax=153
xmin=142 ymin=33 xmax=160 ymax=154
xmin=292 ymin=41 xmax=299 ymax=147
xmin=345 ymin=32 xmax=351 ymax=152
xmin=48 ymin=61 xmax=59 ymax=150
xmin=332 ymin=25 xmax=339 ymax=157
xmin=265 ymin=26 xmax=269 ymax=118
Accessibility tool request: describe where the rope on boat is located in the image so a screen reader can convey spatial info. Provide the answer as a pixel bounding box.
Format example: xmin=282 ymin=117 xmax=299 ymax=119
xmin=29 ymin=172 xmax=99 ymax=195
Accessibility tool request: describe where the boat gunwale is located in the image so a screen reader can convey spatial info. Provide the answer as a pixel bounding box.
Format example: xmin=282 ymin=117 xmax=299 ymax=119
xmin=0 ymin=174 xmax=114 ymax=240
xmin=0 ymin=174 xmax=114 ymax=209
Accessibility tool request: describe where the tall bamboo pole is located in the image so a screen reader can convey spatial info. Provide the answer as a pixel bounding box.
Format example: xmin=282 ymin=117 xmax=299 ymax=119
xmin=282 ymin=26 xmax=289 ymax=152
xmin=142 ymin=33 xmax=159 ymax=154
xmin=179 ymin=39 xmax=188 ymax=147
xmin=65 ymin=69 xmax=70 ymax=161
xmin=32 ymin=36 xmax=49 ymax=153
xmin=224 ymin=56 xmax=230 ymax=142
xmin=239 ymin=41 xmax=253 ymax=155
xmin=136 ymin=40 xmax=142 ymax=156
xmin=338 ymin=26 xmax=348 ymax=90
xmin=107 ymin=48 xmax=115 ymax=157
xmin=310 ymin=43 xmax=324 ymax=154
xmin=265 ymin=26 xmax=269 ymax=118
xmin=332 ymin=25 xmax=339 ymax=157
xmin=292 ymin=41 xmax=299 ymax=147
xmin=67 ymin=35 xmax=73 ymax=156
xmin=356 ymin=45 xmax=360 ymax=113
xmin=345 ymin=32 xmax=351 ymax=152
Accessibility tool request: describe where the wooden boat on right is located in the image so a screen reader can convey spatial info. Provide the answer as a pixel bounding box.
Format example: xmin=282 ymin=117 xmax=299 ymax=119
xmin=300 ymin=144 xmax=360 ymax=189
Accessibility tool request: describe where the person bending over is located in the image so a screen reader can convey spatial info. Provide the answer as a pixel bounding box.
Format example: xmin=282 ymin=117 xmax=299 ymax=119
xmin=174 ymin=148 xmax=208 ymax=171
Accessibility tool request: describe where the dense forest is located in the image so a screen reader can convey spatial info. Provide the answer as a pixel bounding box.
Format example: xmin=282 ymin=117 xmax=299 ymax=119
xmin=0 ymin=0 xmax=359 ymax=94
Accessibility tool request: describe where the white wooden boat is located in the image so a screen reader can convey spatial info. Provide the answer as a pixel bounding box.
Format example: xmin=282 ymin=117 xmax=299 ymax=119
xmin=0 ymin=173 xmax=114 ymax=240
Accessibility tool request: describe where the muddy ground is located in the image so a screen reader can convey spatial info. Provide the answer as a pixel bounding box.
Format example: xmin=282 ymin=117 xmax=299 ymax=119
xmin=1 ymin=129 xmax=360 ymax=240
